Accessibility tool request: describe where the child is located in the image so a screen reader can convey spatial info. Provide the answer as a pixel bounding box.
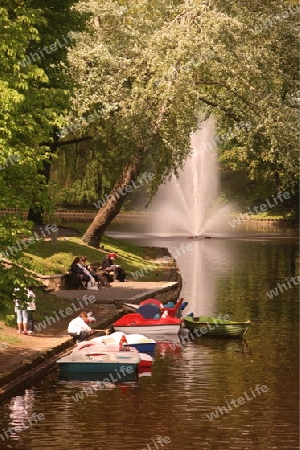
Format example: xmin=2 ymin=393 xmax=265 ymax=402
xmin=27 ymin=286 xmax=36 ymax=335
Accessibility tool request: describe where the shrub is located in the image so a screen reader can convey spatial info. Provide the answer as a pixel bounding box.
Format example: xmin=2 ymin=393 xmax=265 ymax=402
xmin=5 ymin=315 xmax=15 ymax=327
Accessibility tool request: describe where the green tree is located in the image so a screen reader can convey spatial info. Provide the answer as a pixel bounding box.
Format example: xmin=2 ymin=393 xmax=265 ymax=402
xmin=0 ymin=1 xmax=84 ymax=306
xmin=65 ymin=0 xmax=298 ymax=247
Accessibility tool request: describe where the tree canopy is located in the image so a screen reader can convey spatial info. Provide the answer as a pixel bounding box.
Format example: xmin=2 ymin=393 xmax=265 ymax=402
xmin=60 ymin=0 xmax=299 ymax=245
xmin=0 ymin=0 xmax=298 ymax=256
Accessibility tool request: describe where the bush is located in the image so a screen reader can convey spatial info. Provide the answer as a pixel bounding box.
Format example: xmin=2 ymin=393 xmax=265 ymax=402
xmin=17 ymin=253 xmax=73 ymax=275
xmin=5 ymin=315 xmax=15 ymax=327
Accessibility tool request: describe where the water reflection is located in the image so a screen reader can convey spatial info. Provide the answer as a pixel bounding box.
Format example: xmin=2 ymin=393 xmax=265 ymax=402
xmin=7 ymin=389 xmax=35 ymax=441
xmin=0 ymin=236 xmax=298 ymax=450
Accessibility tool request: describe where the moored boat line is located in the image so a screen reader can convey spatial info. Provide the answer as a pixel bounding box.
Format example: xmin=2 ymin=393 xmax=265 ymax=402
xmin=56 ymin=297 xmax=251 ymax=382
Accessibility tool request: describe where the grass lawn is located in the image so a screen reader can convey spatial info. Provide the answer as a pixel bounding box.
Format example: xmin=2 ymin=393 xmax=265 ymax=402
xmin=15 ymin=234 xmax=166 ymax=280
xmin=0 ymin=323 xmax=22 ymax=346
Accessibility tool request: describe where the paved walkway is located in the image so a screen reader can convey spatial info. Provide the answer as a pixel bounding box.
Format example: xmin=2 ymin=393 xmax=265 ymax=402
xmin=53 ymin=280 xmax=179 ymax=303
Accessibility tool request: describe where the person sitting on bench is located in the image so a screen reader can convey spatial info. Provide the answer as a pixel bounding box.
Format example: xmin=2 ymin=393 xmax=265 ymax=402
xmin=101 ymin=253 xmax=127 ymax=282
xmin=69 ymin=257 xmax=90 ymax=288
xmin=80 ymin=256 xmax=104 ymax=287
xmin=101 ymin=252 xmax=119 ymax=280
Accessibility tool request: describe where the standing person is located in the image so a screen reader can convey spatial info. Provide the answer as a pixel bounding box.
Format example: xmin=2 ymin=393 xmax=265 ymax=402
xmin=67 ymin=311 xmax=93 ymax=343
xmin=13 ymin=285 xmax=29 ymax=335
xmin=27 ymin=286 xmax=36 ymax=335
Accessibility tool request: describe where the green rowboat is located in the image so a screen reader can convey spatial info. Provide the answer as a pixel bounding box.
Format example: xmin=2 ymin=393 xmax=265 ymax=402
xmin=183 ymin=315 xmax=251 ymax=338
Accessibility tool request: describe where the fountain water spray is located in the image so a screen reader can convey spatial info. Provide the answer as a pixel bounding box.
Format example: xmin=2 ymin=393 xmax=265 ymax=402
xmin=148 ymin=118 xmax=233 ymax=238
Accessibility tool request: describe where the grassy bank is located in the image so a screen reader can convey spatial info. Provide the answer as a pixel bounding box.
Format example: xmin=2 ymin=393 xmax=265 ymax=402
xmin=16 ymin=234 xmax=167 ymax=280
xmin=1 ymin=233 xmax=170 ymax=326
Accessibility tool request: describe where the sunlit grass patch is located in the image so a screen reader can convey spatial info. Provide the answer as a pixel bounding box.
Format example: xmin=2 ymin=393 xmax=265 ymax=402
xmin=12 ymin=235 xmax=167 ymax=281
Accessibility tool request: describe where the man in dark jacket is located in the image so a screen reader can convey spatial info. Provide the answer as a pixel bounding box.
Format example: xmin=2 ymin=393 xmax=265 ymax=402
xmin=101 ymin=253 xmax=119 ymax=280
xmin=101 ymin=253 xmax=127 ymax=282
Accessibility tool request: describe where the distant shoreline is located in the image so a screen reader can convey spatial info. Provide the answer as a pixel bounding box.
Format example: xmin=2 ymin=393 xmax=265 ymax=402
xmin=0 ymin=208 xmax=298 ymax=226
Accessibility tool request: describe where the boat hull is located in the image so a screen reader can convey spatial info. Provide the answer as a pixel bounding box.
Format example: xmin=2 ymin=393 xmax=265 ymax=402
xmin=112 ymin=312 xmax=182 ymax=335
xmin=84 ymin=333 xmax=157 ymax=356
xmin=57 ymin=363 xmax=139 ymax=381
xmin=57 ymin=352 xmax=139 ymax=381
xmin=113 ymin=324 xmax=181 ymax=335
xmin=183 ymin=316 xmax=251 ymax=338
xmin=128 ymin=342 xmax=156 ymax=354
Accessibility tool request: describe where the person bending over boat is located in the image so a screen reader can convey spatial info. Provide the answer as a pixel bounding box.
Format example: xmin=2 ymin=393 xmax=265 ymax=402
xmin=68 ymin=311 xmax=93 ymax=343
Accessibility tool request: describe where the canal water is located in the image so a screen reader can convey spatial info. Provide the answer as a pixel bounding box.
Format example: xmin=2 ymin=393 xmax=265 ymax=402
xmin=0 ymin=231 xmax=298 ymax=450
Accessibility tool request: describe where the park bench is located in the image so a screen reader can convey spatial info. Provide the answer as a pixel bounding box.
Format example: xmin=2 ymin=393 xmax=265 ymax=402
xmin=89 ymin=262 xmax=114 ymax=285
xmin=61 ymin=272 xmax=87 ymax=290
xmin=60 ymin=263 xmax=112 ymax=290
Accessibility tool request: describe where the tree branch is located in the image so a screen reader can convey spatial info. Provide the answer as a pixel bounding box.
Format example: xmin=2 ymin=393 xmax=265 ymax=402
xmin=197 ymin=96 xmax=241 ymax=122
xmin=39 ymin=135 xmax=93 ymax=149
xmin=195 ymin=79 xmax=261 ymax=115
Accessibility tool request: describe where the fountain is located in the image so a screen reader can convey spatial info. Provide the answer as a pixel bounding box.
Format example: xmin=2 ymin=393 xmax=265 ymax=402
xmin=142 ymin=119 xmax=236 ymax=316
xmin=147 ymin=118 xmax=233 ymax=238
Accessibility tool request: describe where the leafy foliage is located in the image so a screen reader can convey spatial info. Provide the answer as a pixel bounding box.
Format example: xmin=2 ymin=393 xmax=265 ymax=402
xmin=61 ymin=0 xmax=298 ymax=208
xmin=54 ymin=0 xmax=298 ymax=244
xmin=0 ymin=1 xmax=85 ymax=306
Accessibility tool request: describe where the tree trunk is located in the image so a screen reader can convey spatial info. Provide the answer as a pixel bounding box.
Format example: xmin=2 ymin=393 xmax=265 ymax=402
xmin=83 ymin=154 xmax=144 ymax=247
xmin=28 ymin=135 xmax=93 ymax=225
xmin=27 ymin=159 xmax=52 ymax=225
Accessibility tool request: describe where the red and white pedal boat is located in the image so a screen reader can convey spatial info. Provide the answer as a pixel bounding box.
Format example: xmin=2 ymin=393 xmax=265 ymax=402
xmin=75 ymin=335 xmax=153 ymax=370
xmin=112 ymin=304 xmax=182 ymax=335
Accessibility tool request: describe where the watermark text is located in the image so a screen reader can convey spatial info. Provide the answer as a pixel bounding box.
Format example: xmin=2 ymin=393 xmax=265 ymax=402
xmin=0 ymin=412 xmax=45 ymax=442
xmin=252 ymin=5 xmax=299 ymax=34
xmin=35 ymin=295 xmax=96 ymax=332
xmin=266 ymin=275 xmax=300 ymax=299
xmin=0 ymin=224 xmax=58 ymax=260
xmin=19 ymin=32 xmax=78 ymax=67
xmin=94 ymin=173 xmax=155 ymax=209
xmin=229 ymin=191 xmax=290 ymax=228
xmin=206 ymin=384 xmax=268 ymax=421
